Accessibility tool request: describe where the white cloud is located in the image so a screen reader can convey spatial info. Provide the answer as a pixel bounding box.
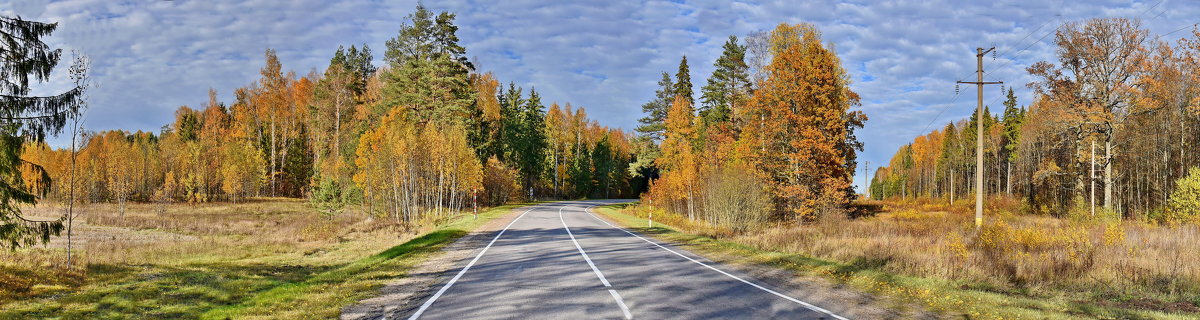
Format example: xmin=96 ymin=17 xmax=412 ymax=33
xmin=4 ymin=0 xmax=1197 ymax=192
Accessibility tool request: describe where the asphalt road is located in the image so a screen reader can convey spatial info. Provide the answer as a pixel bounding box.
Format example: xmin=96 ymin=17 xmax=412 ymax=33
xmin=399 ymin=200 xmax=848 ymax=320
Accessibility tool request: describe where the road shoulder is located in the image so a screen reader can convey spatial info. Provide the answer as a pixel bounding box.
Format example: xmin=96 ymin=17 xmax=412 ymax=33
xmin=590 ymin=205 xmax=940 ymax=320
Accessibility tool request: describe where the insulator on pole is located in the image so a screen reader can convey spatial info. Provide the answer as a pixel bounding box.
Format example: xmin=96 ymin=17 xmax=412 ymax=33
xmin=955 ymin=84 xmax=960 ymax=95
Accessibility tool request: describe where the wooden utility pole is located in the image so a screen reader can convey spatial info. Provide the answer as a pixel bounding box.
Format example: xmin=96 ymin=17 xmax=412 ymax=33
xmin=1091 ymin=141 xmax=1096 ymax=217
xmin=958 ymin=47 xmax=1002 ymax=231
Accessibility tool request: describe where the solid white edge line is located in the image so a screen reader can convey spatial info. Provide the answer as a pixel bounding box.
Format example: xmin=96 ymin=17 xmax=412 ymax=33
xmin=560 ymin=204 xmax=632 ymax=320
xmin=583 ymin=205 xmax=850 ymax=320
xmin=405 ymin=204 xmax=544 ymax=320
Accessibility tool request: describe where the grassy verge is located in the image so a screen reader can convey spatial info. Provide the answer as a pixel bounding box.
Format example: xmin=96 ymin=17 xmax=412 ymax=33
xmin=0 ymin=201 xmax=536 ymax=319
xmin=593 ymin=203 xmax=1194 ymax=320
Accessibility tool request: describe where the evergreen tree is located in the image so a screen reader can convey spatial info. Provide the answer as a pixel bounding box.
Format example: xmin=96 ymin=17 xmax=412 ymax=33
xmin=330 ymin=44 xmax=376 ymax=97
xmin=1000 ymin=88 xmax=1023 ymax=163
xmin=0 ymin=16 xmax=87 ymax=248
xmin=570 ymin=145 xmax=593 ymax=198
xmin=592 ymin=136 xmax=615 ymax=198
xmin=699 ymin=36 xmax=751 ymax=127
xmin=515 ymin=88 xmax=547 ymax=189
xmin=381 ymin=4 xmax=474 ymax=123
xmin=674 ymin=56 xmax=693 ymax=106
xmin=498 ymin=82 xmax=524 ymax=162
xmin=635 ymin=72 xmax=674 ymax=143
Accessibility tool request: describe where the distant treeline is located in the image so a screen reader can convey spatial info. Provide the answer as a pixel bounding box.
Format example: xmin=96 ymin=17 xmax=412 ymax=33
xmin=23 ymin=5 xmax=638 ymax=227
xmin=872 ymin=18 xmax=1200 ymax=223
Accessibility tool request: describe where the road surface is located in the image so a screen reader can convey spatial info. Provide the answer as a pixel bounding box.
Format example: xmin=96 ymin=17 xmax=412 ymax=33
xmin=398 ymin=200 xmax=849 ymax=320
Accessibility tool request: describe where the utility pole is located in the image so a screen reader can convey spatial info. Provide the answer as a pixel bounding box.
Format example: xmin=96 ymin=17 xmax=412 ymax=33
xmin=957 ymin=47 xmax=1002 ymax=231
xmin=1091 ymin=141 xmax=1096 ymax=218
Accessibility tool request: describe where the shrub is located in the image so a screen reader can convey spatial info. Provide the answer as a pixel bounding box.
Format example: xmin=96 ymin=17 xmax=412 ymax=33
xmin=975 ymin=220 xmax=1097 ymax=286
xmin=310 ymin=177 xmax=347 ymax=218
xmin=482 ymin=156 xmax=520 ymax=206
xmin=1066 ymin=195 xmax=1120 ymax=223
xmin=1165 ymin=167 xmax=1200 ymax=225
xmin=699 ymin=167 xmax=772 ymax=232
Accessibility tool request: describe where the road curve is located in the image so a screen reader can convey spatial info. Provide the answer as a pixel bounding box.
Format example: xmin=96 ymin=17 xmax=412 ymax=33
xmin=396 ymin=200 xmax=849 ymax=320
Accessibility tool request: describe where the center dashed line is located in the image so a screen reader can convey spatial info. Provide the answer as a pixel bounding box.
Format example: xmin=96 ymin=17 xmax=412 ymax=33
xmin=559 ymin=204 xmax=632 ymax=319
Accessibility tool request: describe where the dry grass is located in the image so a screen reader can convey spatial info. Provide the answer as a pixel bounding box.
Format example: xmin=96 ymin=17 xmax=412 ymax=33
xmin=619 ymin=197 xmax=1200 ymax=318
xmin=0 ymin=198 xmax=504 ymax=319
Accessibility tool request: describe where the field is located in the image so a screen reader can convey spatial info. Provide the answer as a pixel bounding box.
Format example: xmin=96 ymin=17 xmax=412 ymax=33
xmin=599 ymin=198 xmax=1200 ymax=319
xmin=0 ymin=199 xmax=524 ymax=319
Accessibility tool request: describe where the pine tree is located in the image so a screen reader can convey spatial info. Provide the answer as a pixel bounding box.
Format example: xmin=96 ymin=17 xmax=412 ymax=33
xmin=700 ymin=36 xmax=751 ymax=127
xmin=381 ymin=4 xmax=474 ymax=123
xmin=635 ymin=72 xmax=674 ymax=143
xmin=0 ymin=16 xmax=87 ymax=248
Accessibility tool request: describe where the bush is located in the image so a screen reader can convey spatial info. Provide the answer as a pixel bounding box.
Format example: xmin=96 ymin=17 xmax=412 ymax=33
xmin=975 ymin=220 xmax=1096 ymax=286
xmin=311 ymin=178 xmax=347 ymax=218
xmin=482 ymin=156 xmax=520 ymax=206
xmin=699 ymin=167 xmax=772 ymax=232
xmin=1066 ymin=195 xmax=1119 ymax=223
xmin=1165 ymin=167 xmax=1200 ymax=225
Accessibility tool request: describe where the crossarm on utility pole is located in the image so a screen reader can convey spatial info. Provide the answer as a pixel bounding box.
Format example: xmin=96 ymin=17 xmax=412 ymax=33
xmin=956 ymin=47 xmax=1003 ymax=231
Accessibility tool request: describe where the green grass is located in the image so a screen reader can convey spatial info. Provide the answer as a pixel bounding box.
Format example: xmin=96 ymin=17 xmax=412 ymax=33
xmin=593 ymin=203 xmax=1196 ymax=320
xmin=0 ymin=202 xmax=537 ymax=320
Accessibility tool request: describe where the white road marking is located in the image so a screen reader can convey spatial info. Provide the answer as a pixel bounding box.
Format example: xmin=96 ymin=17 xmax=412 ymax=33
xmin=405 ymin=204 xmax=544 ymax=320
xmin=560 ymin=204 xmax=632 ymax=320
xmin=583 ymin=205 xmax=851 ymax=320
xmin=609 ymin=289 xmax=633 ymax=319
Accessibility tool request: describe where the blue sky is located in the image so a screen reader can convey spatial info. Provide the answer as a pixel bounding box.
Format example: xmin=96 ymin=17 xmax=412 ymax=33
xmin=4 ymin=0 xmax=1198 ymax=192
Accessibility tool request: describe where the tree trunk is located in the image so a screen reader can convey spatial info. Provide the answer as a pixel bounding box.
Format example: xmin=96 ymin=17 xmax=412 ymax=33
xmin=1105 ymin=140 xmax=1113 ymax=210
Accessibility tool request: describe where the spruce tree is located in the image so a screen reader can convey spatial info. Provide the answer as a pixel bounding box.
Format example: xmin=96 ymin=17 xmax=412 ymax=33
xmin=516 ymin=88 xmax=547 ymax=189
xmin=674 ymin=56 xmax=693 ymax=106
xmin=0 ymin=16 xmax=87 ymax=249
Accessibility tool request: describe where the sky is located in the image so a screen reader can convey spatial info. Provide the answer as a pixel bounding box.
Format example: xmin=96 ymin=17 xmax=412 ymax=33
xmin=4 ymin=0 xmax=1198 ymax=193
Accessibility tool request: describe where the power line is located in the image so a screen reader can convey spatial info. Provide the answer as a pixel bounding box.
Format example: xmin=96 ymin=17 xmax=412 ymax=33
xmin=1162 ymin=22 xmax=1198 ymax=38
xmin=1137 ymin=0 xmax=1166 ymax=20
xmin=983 ymin=20 xmax=1061 ymax=78
xmin=918 ymin=91 xmax=962 ymax=135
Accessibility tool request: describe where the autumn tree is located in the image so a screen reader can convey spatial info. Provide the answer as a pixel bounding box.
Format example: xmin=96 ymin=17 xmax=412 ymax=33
xmin=312 ymin=49 xmax=363 ymax=181
xmin=659 ymin=97 xmax=699 ymax=219
xmin=104 ymin=132 xmax=135 ymax=217
xmin=738 ymin=23 xmax=863 ymax=221
xmin=1027 ymin=17 xmax=1148 ymax=212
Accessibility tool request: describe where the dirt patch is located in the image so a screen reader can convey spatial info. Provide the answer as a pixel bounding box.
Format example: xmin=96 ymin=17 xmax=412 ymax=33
xmin=1096 ymin=298 xmax=1200 ymax=313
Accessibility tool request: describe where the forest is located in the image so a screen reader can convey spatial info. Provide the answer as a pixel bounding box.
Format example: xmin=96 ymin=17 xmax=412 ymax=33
xmin=633 ymin=23 xmax=866 ymax=229
xmin=13 ymin=5 xmax=637 ymax=236
xmin=871 ymin=18 xmax=1200 ymax=224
